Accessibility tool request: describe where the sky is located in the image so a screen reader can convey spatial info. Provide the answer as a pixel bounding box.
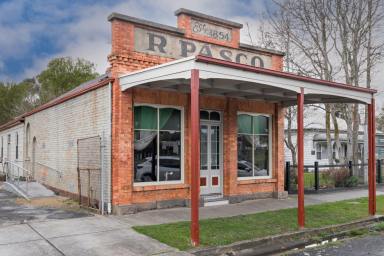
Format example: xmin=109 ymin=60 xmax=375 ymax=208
xmin=0 ymin=0 xmax=383 ymax=106
xmin=0 ymin=0 xmax=272 ymax=82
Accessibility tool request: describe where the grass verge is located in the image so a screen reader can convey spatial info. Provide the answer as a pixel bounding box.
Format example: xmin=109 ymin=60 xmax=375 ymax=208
xmin=133 ymin=196 xmax=384 ymax=250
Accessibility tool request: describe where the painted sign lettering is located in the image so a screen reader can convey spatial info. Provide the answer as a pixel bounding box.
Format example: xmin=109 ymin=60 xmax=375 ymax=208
xmin=134 ymin=27 xmax=271 ymax=68
xmin=191 ymin=19 xmax=232 ymax=41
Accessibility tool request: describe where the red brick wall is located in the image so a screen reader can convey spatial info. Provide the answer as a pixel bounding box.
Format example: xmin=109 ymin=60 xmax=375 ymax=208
xmin=108 ymin=15 xmax=285 ymax=209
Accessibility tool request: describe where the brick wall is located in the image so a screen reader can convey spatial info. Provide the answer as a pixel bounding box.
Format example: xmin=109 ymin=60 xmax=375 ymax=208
xmin=24 ymin=85 xmax=112 ymax=202
xmin=110 ymin=87 xmax=285 ymax=208
xmin=176 ymin=14 xmax=240 ymax=48
xmin=0 ymin=124 xmax=24 ymax=172
xmin=108 ymin=13 xmax=286 ymax=212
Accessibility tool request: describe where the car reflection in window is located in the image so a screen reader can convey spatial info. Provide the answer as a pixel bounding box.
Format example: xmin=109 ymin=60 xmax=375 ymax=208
xmin=136 ymin=156 xmax=181 ymax=182
xmin=238 ymin=160 xmax=268 ymax=177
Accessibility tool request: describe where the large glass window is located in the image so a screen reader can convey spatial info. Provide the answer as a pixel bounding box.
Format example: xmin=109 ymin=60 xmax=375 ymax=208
xmin=134 ymin=106 xmax=182 ymax=183
xmin=237 ymin=114 xmax=270 ymax=178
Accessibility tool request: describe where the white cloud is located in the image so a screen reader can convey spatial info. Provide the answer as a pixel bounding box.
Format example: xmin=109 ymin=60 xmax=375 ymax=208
xmin=4 ymin=0 xmax=383 ymax=110
xmin=18 ymin=0 xmax=269 ymax=79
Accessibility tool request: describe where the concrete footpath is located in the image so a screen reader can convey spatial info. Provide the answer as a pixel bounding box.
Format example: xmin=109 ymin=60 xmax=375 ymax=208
xmin=0 ymin=216 xmax=191 ymax=256
xmin=118 ymin=187 xmax=384 ymax=226
xmin=0 ymin=184 xmax=190 ymax=256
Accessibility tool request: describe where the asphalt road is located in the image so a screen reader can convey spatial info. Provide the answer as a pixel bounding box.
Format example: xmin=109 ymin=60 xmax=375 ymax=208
xmin=286 ymin=234 xmax=384 ymax=256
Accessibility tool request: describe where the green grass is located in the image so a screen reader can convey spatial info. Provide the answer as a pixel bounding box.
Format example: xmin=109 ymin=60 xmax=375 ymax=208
xmin=304 ymin=172 xmax=333 ymax=188
xmin=133 ymin=196 xmax=384 ymax=250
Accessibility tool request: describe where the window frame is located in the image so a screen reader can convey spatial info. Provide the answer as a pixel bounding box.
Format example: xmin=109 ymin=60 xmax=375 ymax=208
xmin=133 ymin=103 xmax=185 ymax=186
xmin=315 ymin=142 xmax=322 ymax=160
xmin=237 ymin=111 xmax=273 ymax=180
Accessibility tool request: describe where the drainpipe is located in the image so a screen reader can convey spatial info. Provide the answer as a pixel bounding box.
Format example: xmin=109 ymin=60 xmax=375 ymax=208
xmin=107 ymin=81 xmax=112 ymax=214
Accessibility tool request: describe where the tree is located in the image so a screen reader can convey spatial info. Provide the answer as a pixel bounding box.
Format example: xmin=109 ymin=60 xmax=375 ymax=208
xmin=268 ymin=0 xmax=384 ymax=169
xmin=15 ymin=78 xmax=40 ymax=114
xmin=0 ymin=82 xmax=30 ymax=124
xmin=329 ymin=0 xmax=384 ymax=172
xmin=285 ymin=106 xmax=297 ymax=165
xmin=377 ymin=107 xmax=384 ymax=132
xmin=37 ymin=57 xmax=98 ymax=103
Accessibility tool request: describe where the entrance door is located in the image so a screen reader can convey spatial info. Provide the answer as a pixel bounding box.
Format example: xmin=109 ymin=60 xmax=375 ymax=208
xmin=200 ymin=122 xmax=222 ymax=195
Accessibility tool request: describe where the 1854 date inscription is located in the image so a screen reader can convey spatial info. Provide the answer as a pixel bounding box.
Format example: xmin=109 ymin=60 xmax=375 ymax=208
xmin=191 ymin=19 xmax=232 ymax=42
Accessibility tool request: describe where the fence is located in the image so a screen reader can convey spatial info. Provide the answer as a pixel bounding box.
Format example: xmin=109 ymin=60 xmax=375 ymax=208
xmin=285 ymin=159 xmax=384 ymax=193
xmin=77 ymin=136 xmax=102 ymax=213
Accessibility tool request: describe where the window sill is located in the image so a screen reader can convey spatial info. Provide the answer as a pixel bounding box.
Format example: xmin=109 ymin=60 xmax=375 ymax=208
xmin=237 ymin=178 xmax=277 ymax=185
xmin=133 ymin=183 xmax=189 ymax=192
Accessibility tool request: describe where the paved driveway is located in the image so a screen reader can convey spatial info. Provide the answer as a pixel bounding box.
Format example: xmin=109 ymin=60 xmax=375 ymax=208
xmin=0 ymin=185 xmax=189 ymax=256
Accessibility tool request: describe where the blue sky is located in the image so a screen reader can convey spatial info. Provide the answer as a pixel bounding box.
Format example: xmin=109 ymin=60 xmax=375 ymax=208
xmin=1 ymin=0 xmax=383 ymax=107
xmin=0 ymin=0 xmax=274 ymax=82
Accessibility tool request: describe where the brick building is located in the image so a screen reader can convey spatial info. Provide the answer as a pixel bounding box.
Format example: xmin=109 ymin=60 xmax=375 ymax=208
xmin=0 ymin=9 xmax=377 ymax=221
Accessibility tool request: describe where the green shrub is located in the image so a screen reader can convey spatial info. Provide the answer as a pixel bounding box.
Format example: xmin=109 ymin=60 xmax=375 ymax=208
xmin=322 ymin=168 xmax=350 ymax=187
xmin=345 ymin=176 xmax=359 ymax=187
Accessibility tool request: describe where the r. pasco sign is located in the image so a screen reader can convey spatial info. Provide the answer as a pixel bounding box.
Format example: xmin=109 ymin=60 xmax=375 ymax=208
xmin=134 ymin=27 xmax=272 ymax=68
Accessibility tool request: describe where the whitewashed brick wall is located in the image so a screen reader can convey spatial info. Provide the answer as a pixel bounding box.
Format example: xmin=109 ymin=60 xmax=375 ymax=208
xmin=0 ymin=124 xmax=24 ymax=171
xmin=24 ymin=85 xmax=111 ymax=206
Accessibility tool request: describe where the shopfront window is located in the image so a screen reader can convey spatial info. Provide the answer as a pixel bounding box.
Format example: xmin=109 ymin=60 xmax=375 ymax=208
xmin=134 ymin=105 xmax=182 ymax=183
xmin=237 ymin=113 xmax=271 ymax=178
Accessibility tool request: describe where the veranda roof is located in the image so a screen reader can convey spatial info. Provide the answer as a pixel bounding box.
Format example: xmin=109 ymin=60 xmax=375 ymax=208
xmin=119 ymin=55 xmax=376 ymax=106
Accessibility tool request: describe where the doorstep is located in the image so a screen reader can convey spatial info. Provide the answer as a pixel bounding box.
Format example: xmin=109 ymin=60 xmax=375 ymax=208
xmin=202 ymin=194 xmax=229 ymax=207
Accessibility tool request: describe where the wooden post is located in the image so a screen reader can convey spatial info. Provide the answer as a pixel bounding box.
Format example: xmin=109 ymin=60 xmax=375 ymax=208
xmin=190 ymin=69 xmax=200 ymax=246
xmin=368 ymin=99 xmax=376 ymax=216
xmin=297 ymin=88 xmax=305 ymax=228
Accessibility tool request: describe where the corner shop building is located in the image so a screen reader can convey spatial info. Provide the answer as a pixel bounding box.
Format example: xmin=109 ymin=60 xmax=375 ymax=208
xmin=0 ymin=9 xmax=377 ymax=225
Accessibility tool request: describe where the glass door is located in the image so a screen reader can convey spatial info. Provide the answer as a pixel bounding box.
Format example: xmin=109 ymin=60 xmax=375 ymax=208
xmin=200 ymin=122 xmax=222 ymax=195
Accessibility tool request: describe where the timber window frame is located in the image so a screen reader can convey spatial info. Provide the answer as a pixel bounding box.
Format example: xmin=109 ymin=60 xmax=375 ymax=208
xmin=237 ymin=112 xmax=272 ymax=180
xmin=133 ymin=104 xmax=185 ymax=186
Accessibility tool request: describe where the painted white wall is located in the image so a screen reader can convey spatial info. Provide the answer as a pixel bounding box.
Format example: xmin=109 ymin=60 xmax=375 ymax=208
xmin=284 ymin=131 xmax=334 ymax=166
xmin=0 ymin=124 xmax=24 ymax=164
xmin=23 ymin=85 xmax=111 ymax=198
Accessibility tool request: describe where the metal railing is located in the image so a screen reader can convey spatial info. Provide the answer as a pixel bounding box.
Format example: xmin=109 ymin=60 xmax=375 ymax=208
xmin=2 ymin=160 xmax=32 ymax=195
xmin=24 ymin=159 xmax=63 ymax=186
xmin=285 ymin=159 xmax=384 ymax=193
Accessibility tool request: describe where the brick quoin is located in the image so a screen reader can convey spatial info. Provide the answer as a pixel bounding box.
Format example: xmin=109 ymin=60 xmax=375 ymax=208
xmin=108 ymin=9 xmax=285 ymax=213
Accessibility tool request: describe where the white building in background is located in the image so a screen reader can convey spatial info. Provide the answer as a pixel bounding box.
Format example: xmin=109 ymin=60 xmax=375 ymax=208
xmin=284 ymin=106 xmax=384 ymax=166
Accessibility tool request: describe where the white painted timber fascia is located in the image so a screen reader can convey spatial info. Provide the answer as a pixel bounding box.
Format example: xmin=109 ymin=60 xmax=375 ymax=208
xmin=119 ymin=56 xmax=197 ymax=91
xmin=118 ymin=55 xmax=373 ymax=104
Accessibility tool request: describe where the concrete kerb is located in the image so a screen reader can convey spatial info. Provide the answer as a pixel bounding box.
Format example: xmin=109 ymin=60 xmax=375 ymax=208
xmin=189 ymin=216 xmax=384 ymax=256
